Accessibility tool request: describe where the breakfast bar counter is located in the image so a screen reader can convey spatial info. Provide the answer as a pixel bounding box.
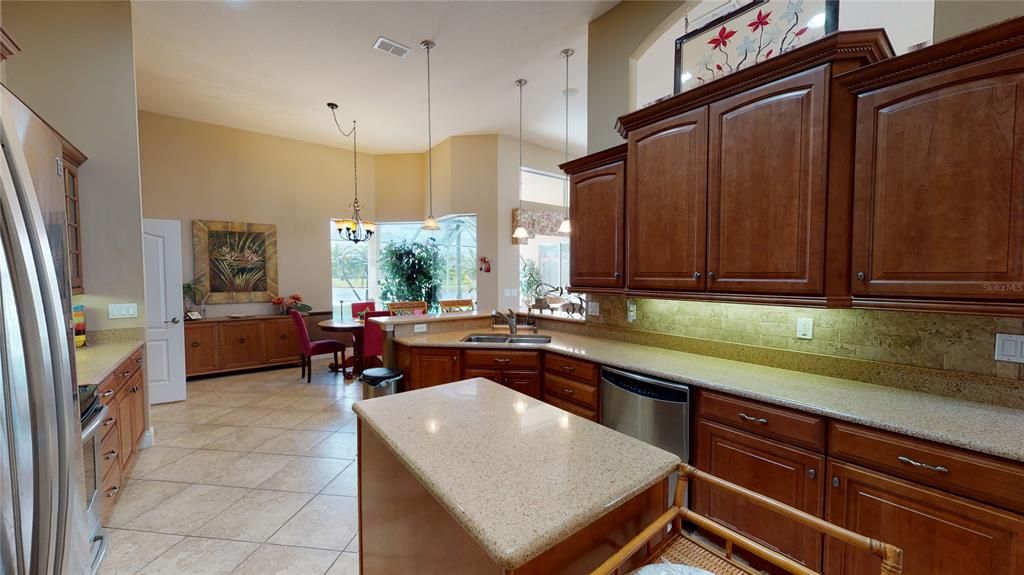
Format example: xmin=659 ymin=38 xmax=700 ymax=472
xmin=352 ymin=377 xmax=679 ymax=574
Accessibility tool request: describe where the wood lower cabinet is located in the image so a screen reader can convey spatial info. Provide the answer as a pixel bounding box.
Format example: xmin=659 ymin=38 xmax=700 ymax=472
xmin=707 ymin=66 xmax=827 ymax=295
xmin=694 ymin=419 xmax=825 ymax=570
xmin=185 ymin=316 xmax=300 ymax=377
xmin=826 ymin=460 xmax=1024 ymax=575
xmin=563 ymin=145 xmax=627 ymax=290
xmin=408 ymin=347 xmax=462 ymax=390
xmin=463 ymin=350 xmax=542 ymax=398
xmin=93 ymin=346 xmax=145 ymax=482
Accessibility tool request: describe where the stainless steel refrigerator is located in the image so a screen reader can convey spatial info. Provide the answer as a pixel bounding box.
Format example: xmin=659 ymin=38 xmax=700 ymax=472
xmin=1 ymin=86 xmax=99 ymax=574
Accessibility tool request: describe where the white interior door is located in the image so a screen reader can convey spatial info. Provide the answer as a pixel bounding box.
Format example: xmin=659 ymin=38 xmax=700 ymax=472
xmin=144 ymin=219 xmax=186 ymax=404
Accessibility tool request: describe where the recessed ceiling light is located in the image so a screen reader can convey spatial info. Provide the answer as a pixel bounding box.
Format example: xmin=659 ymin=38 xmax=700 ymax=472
xmin=808 ymin=12 xmax=827 ymax=28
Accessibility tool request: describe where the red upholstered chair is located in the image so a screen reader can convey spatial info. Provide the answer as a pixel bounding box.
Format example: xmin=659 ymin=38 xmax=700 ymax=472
xmin=289 ymin=309 xmax=346 ymax=383
xmin=361 ymin=310 xmax=392 ymax=369
xmin=350 ymin=301 xmax=376 ymax=320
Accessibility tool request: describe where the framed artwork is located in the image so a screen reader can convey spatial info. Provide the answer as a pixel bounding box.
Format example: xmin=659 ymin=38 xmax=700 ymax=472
xmin=193 ymin=220 xmax=278 ymax=304
xmin=674 ymin=0 xmax=839 ymax=93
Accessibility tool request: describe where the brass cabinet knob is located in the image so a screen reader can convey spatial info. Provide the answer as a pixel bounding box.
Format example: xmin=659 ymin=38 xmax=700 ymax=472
xmin=191 ymin=341 xmax=200 ymax=348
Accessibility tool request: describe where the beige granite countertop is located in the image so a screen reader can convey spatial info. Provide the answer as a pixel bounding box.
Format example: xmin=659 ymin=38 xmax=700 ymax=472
xmin=353 ymin=378 xmax=679 ymax=569
xmin=74 ymin=340 xmax=144 ymax=387
xmin=370 ymin=310 xmax=490 ymax=326
xmin=394 ymin=329 xmax=1024 ymax=463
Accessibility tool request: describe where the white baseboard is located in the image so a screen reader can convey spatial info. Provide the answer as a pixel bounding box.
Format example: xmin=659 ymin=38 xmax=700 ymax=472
xmin=139 ymin=427 xmax=155 ymax=449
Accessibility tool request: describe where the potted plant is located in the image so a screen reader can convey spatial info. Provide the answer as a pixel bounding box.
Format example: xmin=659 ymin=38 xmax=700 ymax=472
xmin=379 ymin=240 xmax=444 ymax=311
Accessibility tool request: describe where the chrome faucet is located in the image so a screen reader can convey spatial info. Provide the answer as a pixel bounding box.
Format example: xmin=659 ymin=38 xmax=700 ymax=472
xmin=493 ymin=309 xmax=518 ymax=335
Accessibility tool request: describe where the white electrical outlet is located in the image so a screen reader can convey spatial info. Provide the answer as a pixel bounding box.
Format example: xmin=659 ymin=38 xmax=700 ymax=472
xmin=414 ymin=323 xmax=428 ymax=334
xmin=108 ymin=303 xmax=138 ymax=319
xmin=796 ymin=317 xmax=814 ymax=339
xmin=587 ymin=301 xmax=600 ymax=316
xmin=627 ymin=299 xmax=637 ymax=323
xmin=995 ymin=333 xmax=1024 ymax=363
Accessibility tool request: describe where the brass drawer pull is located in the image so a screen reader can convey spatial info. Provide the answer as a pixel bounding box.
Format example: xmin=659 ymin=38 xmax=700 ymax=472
xmin=105 ymin=486 xmax=119 ymax=498
xmin=103 ymin=417 xmax=116 ymax=427
xmin=101 ymin=390 xmax=114 ymax=398
xmin=136 ymin=357 xmax=143 ymax=364
xmin=897 ymin=455 xmax=949 ymax=473
xmin=103 ymin=450 xmax=117 ymax=461
xmin=561 ymin=365 xmax=575 ymax=372
xmin=561 ymin=387 xmax=574 ymax=394
xmin=494 ymin=358 xmax=511 ymax=364
xmin=738 ymin=412 xmax=768 ymax=424
xmin=119 ymin=370 xmax=132 ymax=377
xmin=191 ymin=341 xmax=200 ymax=348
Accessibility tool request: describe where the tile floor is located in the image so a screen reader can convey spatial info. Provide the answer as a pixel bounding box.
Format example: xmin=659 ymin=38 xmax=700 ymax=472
xmin=100 ymin=358 xmax=362 ymax=575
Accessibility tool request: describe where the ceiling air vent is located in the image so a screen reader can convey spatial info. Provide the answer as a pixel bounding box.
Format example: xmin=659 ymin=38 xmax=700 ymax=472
xmin=373 ymin=36 xmax=410 ymax=59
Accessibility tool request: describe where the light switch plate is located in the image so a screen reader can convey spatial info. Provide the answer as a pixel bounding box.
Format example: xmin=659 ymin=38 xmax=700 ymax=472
xmin=107 ymin=303 xmax=138 ymax=319
xmin=995 ymin=333 xmax=1024 ymax=363
xmin=414 ymin=323 xmax=428 ymax=333
xmin=587 ymin=301 xmax=600 ymax=316
xmin=796 ymin=317 xmax=814 ymax=340
xmin=627 ymin=299 xmax=637 ymax=323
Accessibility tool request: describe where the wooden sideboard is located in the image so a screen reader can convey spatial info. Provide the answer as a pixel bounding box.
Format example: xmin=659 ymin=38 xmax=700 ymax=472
xmin=184 ymin=315 xmax=300 ymax=377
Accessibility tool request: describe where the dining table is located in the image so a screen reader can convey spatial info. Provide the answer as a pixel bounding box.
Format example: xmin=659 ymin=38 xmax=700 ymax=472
xmin=317 ymin=318 xmax=366 ymax=377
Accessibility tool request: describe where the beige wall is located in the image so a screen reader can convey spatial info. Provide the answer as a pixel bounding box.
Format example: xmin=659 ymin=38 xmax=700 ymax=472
xmin=373 ymin=153 xmax=426 ymax=222
xmin=587 ymin=0 xmax=685 ymax=153
xmin=2 ymin=1 xmax=145 ymax=331
xmin=933 ymin=0 xmax=1024 ymax=42
xmin=139 ymin=111 xmax=376 ymax=316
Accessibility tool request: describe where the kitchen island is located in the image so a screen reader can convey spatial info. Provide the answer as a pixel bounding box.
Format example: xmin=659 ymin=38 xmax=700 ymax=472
xmin=352 ymin=377 xmax=680 ymax=574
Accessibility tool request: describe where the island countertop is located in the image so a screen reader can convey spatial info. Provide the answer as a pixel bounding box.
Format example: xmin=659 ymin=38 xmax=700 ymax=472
xmin=352 ymin=378 xmax=680 ymax=569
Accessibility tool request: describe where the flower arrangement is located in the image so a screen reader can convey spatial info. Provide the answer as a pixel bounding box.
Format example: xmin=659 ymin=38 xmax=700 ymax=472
xmin=272 ymin=293 xmax=312 ymax=315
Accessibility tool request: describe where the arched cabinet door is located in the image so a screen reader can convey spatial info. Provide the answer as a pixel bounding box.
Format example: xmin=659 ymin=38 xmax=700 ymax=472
xmin=569 ymin=157 xmax=626 ymax=289
xmin=852 ymin=51 xmax=1024 ymax=300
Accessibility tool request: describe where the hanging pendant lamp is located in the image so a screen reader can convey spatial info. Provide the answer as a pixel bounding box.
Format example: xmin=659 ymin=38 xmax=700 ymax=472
xmin=557 ymin=48 xmax=574 ymax=235
xmin=421 ymin=40 xmax=441 ymax=231
xmin=328 ymin=102 xmax=375 ymax=243
xmin=512 ymin=78 xmax=530 ymax=242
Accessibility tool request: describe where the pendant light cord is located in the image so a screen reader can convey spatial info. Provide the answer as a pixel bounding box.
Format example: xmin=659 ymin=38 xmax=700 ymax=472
xmin=515 ymin=78 xmax=526 ymax=213
xmin=329 ymin=105 xmax=358 ymax=204
xmin=425 ymin=41 xmax=434 ymax=218
xmin=562 ymin=48 xmax=573 ymax=221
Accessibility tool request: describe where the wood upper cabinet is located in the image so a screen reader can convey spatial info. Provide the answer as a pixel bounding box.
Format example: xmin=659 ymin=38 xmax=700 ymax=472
xmin=263 ymin=317 xmax=299 ymax=364
xmin=627 ymin=107 xmax=708 ymax=291
xmin=184 ymin=323 xmax=219 ymax=376
xmin=217 ymin=320 xmax=263 ymax=370
xmin=851 ymin=51 xmax=1024 ymax=302
xmin=826 ymin=460 xmax=1024 ymax=575
xmin=63 ymin=154 xmax=85 ymax=294
xmin=694 ymin=419 xmax=825 ymax=570
xmin=708 ymin=67 xmax=827 ymax=294
xmin=565 ymin=146 xmax=627 ymax=289
xmin=410 ymin=347 xmax=461 ymax=390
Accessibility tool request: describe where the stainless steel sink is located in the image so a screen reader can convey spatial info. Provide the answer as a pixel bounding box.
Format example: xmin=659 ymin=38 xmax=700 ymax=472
xmin=459 ymin=334 xmax=552 ymax=344
xmin=507 ymin=335 xmax=552 ymax=344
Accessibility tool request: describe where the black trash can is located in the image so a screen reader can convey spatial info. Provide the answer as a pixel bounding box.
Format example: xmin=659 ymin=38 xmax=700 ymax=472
xmin=359 ymin=367 xmax=404 ymax=399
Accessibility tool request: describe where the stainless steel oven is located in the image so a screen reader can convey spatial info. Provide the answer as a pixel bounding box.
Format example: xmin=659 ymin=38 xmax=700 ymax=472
xmin=79 ymin=388 xmax=108 ymax=573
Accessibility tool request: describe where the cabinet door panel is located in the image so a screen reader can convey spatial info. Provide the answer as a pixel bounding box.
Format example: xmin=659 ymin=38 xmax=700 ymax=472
xmin=412 ymin=349 xmax=461 ymax=390
xmin=502 ymin=370 xmax=541 ymax=399
xmin=184 ymin=323 xmax=218 ymax=375
xmin=852 ymin=53 xmax=1024 ymax=299
xmin=627 ymin=107 xmax=708 ymax=291
xmin=116 ymin=392 xmax=134 ymax=470
xmin=826 ymin=460 xmax=1024 ymax=575
xmin=218 ymin=321 xmax=263 ymax=370
xmin=708 ymin=66 xmax=827 ymax=294
xmin=263 ymin=317 xmax=299 ymax=364
xmin=694 ymin=419 xmax=824 ymax=569
xmin=571 ymin=160 xmax=625 ymax=288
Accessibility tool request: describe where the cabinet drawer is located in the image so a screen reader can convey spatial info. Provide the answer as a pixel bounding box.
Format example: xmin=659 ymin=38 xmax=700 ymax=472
xmin=98 ymin=420 xmax=121 ymax=480
xmin=546 ymin=395 xmax=598 ymax=422
xmin=829 ymin=421 xmax=1024 ymax=514
xmin=463 ymin=349 xmax=540 ymax=370
xmin=99 ymin=409 xmax=118 ymax=442
xmin=544 ymin=372 xmax=598 ymax=409
xmin=697 ymin=390 xmax=825 ymax=452
xmin=543 ymin=353 xmax=598 ymax=384
xmin=98 ymin=461 xmax=123 ymax=524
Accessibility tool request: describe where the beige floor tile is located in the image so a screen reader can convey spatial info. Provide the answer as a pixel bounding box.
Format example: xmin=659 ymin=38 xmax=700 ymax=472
xmin=231 ymin=544 xmax=340 ymax=575
xmin=268 ymin=495 xmax=358 ymax=551
xmin=250 ymin=395 xmax=304 ymax=409
xmin=155 ymin=423 xmax=239 ymax=449
xmin=336 ymin=418 xmax=357 ymax=434
xmin=289 ymin=410 xmax=354 ymax=432
xmin=187 ymin=391 xmax=264 ymax=408
xmin=303 ymin=432 xmax=357 ymax=459
xmin=193 ymin=489 xmax=312 ymax=542
xmin=202 ymin=426 xmax=288 ymax=452
xmin=289 ymin=396 xmax=344 ymax=411
xmin=208 ymin=407 xmax=276 ymax=426
xmin=325 ymin=552 xmax=359 ymax=575
xmin=258 ymin=457 xmax=350 ymax=493
xmin=253 ymin=430 xmax=332 ymax=455
xmin=125 ymin=484 xmax=249 ymax=535
xmin=98 ymin=528 xmax=184 ymax=575
xmin=142 ymin=449 xmax=245 ymax=483
xmin=344 ymin=533 xmax=358 ymax=553
xmin=202 ymin=452 xmax=297 ymax=488
xmin=137 ymin=537 xmax=258 ymax=575
xmin=151 ymin=403 xmax=237 ymax=424
xmin=258 ymin=410 xmax=317 ymax=429
xmin=320 ymin=461 xmax=357 ymax=497
xmin=105 ymin=479 xmax=190 ymax=527
xmin=126 ymin=446 xmax=195 ymax=478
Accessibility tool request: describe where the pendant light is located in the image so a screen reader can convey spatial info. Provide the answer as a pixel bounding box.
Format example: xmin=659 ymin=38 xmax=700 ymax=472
xmin=328 ymin=102 xmax=375 ymax=243
xmin=557 ymin=48 xmax=574 ymax=235
xmin=421 ymin=40 xmax=440 ymax=231
xmin=512 ymin=78 xmax=530 ymax=241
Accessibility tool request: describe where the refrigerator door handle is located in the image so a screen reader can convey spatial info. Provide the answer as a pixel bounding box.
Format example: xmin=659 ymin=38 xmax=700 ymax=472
xmin=1 ymin=112 xmax=75 ymax=575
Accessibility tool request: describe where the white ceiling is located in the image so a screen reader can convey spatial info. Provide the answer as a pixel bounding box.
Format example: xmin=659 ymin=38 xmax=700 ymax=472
xmin=132 ymin=1 xmax=614 ymax=156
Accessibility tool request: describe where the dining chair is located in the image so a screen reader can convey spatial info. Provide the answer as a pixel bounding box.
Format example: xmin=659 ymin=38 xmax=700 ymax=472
xmin=439 ymin=299 xmax=474 ymax=313
xmin=289 ymin=309 xmax=346 ymax=383
xmin=386 ymin=300 xmax=428 ymax=316
xmin=361 ymin=310 xmax=393 ymax=369
xmin=350 ymin=300 xmax=375 ymax=320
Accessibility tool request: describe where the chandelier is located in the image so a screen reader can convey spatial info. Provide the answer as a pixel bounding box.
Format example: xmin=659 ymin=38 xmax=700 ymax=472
xmin=328 ymin=102 xmax=375 ymax=243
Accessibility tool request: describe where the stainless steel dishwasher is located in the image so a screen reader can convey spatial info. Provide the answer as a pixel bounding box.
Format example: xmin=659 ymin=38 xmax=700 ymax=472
xmin=600 ymin=366 xmax=690 ymax=467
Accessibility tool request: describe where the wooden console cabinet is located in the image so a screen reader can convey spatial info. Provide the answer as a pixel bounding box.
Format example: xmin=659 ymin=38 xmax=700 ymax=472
xmin=184 ymin=315 xmax=299 ymax=377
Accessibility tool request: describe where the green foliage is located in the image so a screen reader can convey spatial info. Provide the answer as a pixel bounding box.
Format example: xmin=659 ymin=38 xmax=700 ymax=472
xmin=331 ymin=241 xmax=370 ymax=300
xmin=208 ymin=231 xmax=267 ymax=292
xmin=520 ymin=257 xmax=542 ymax=306
xmin=379 ymin=240 xmax=445 ymax=311
xmin=182 ymin=279 xmax=204 ymax=307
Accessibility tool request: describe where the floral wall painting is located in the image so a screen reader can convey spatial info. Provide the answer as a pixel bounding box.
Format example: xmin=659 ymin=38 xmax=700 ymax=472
xmin=193 ymin=220 xmax=278 ymax=304
xmin=674 ymin=0 xmax=838 ymax=93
